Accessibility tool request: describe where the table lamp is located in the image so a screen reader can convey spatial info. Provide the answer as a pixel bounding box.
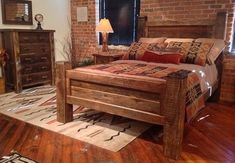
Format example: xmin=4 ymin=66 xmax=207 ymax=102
xmin=96 ymin=18 xmax=114 ymax=52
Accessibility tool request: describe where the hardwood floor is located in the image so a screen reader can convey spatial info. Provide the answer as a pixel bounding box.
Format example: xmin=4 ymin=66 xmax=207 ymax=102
xmin=0 ymin=102 xmax=234 ymax=163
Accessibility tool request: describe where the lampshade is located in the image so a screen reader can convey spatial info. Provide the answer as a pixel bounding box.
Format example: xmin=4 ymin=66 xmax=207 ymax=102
xmin=96 ymin=18 xmax=114 ymax=33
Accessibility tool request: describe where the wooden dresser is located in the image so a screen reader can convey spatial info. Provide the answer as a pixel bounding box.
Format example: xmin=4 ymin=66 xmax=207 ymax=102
xmin=220 ymin=55 xmax=235 ymax=103
xmin=0 ymin=29 xmax=55 ymax=93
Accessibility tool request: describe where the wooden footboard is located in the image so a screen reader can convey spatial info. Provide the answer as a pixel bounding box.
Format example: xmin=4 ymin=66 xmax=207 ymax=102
xmin=56 ymin=62 xmax=187 ymax=160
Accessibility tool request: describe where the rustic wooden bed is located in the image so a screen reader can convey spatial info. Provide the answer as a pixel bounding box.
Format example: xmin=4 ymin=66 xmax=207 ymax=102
xmin=56 ymin=12 xmax=226 ymax=160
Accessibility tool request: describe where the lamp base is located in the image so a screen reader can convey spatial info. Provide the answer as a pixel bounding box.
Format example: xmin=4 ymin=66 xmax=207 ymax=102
xmin=102 ymin=32 xmax=108 ymax=52
xmin=36 ymin=22 xmax=43 ymax=30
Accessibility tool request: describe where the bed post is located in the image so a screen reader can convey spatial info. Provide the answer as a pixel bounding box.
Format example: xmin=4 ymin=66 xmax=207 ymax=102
xmin=162 ymin=71 xmax=188 ymax=160
xmin=56 ymin=62 xmax=73 ymax=123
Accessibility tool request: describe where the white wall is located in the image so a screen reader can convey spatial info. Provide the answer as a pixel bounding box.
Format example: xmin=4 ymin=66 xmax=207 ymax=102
xmin=0 ymin=0 xmax=70 ymax=61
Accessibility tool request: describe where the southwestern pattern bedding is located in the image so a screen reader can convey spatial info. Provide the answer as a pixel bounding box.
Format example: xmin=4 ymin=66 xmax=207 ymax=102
xmin=78 ymin=61 xmax=205 ymax=122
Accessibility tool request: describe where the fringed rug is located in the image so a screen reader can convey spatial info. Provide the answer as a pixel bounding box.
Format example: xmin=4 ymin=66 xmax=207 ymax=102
xmin=0 ymin=152 xmax=37 ymax=163
xmin=0 ymin=86 xmax=151 ymax=152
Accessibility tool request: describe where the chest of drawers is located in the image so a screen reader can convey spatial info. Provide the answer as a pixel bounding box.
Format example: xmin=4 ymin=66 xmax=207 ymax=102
xmin=1 ymin=29 xmax=55 ymax=93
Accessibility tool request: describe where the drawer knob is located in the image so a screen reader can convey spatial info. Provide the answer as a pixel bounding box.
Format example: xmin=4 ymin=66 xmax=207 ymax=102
xmin=41 ymin=66 xmax=47 ymax=70
xmin=25 ymin=58 xmax=32 ymax=61
xmin=42 ymin=75 xmax=48 ymax=79
xmin=41 ymin=57 xmax=47 ymax=60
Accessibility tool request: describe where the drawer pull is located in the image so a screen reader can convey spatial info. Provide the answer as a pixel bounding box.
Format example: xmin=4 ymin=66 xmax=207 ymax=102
xmin=41 ymin=66 xmax=47 ymax=70
xmin=42 ymin=75 xmax=48 ymax=79
xmin=25 ymin=58 xmax=32 ymax=61
xmin=41 ymin=57 xmax=47 ymax=60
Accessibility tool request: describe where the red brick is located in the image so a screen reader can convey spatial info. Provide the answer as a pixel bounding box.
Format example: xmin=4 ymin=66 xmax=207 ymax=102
xmin=71 ymin=0 xmax=235 ymax=61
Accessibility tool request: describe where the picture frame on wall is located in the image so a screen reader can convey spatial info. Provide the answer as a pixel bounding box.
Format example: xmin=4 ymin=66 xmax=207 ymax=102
xmin=77 ymin=6 xmax=88 ymax=22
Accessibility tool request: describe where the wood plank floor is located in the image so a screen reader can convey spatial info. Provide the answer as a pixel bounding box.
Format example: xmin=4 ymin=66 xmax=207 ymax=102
xmin=0 ymin=102 xmax=234 ymax=163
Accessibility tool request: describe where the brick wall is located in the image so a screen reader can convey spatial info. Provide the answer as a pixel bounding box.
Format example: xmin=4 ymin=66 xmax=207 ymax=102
xmin=140 ymin=0 xmax=235 ymax=50
xmin=71 ymin=0 xmax=235 ymax=61
xmin=5 ymin=4 xmax=18 ymax=21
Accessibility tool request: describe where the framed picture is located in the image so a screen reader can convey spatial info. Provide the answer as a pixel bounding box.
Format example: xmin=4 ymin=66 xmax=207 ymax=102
xmin=1 ymin=0 xmax=33 ymax=25
xmin=77 ymin=7 xmax=88 ymax=22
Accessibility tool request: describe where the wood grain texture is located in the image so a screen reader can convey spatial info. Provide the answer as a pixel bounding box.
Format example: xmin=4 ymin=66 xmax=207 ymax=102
xmin=0 ymin=29 xmax=55 ymax=93
xmin=92 ymin=53 xmax=123 ymax=64
xmin=220 ymin=55 xmax=235 ymax=103
xmin=0 ymin=78 xmax=5 ymax=94
xmin=56 ymin=62 xmax=73 ymax=123
xmin=163 ymin=74 xmax=187 ymax=159
xmin=0 ymin=103 xmax=234 ymax=162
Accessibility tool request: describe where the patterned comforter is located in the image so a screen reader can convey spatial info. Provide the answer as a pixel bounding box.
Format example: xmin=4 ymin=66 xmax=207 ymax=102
xmin=78 ymin=61 xmax=205 ymax=122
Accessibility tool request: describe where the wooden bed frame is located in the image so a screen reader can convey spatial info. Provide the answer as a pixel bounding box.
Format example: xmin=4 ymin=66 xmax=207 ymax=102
xmin=56 ymin=12 xmax=227 ymax=160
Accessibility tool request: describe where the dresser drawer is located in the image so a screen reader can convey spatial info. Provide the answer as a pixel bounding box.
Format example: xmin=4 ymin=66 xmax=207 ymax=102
xmin=22 ymin=72 xmax=51 ymax=86
xmin=19 ymin=32 xmax=49 ymax=43
xmin=20 ymin=54 xmax=37 ymax=64
xmin=20 ymin=54 xmax=50 ymax=64
xmin=22 ymin=63 xmax=51 ymax=74
xmin=20 ymin=44 xmax=50 ymax=54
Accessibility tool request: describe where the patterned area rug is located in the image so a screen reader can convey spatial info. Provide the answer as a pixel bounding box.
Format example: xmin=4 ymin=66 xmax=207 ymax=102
xmin=0 ymin=86 xmax=151 ymax=152
xmin=0 ymin=152 xmax=37 ymax=163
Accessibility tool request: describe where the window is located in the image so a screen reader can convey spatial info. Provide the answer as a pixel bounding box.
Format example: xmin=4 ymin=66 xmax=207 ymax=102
xmin=99 ymin=0 xmax=140 ymax=46
xmin=232 ymin=29 xmax=235 ymax=53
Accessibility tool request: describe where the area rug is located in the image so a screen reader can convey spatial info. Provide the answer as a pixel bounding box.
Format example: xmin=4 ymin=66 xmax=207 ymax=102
xmin=0 ymin=152 xmax=37 ymax=163
xmin=0 ymin=85 xmax=151 ymax=152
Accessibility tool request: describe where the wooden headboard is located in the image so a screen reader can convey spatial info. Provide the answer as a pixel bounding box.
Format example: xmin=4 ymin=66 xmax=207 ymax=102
xmin=144 ymin=24 xmax=213 ymax=38
xmin=137 ymin=12 xmax=227 ymax=40
xmin=137 ymin=12 xmax=228 ymax=101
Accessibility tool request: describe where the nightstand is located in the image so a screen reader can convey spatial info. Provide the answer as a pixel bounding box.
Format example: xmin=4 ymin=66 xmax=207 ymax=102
xmin=220 ymin=55 xmax=235 ymax=103
xmin=92 ymin=53 xmax=123 ymax=64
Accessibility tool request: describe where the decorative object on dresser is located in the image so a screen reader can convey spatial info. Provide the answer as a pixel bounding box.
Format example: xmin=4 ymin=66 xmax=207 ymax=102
xmin=96 ymin=18 xmax=114 ymax=52
xmin=0 ymin=29 xmax=55 ymax=93
xmin=34 ymin=14 xmax=44 ymax=30
xmin=92 ymin=53 xmax=123 ymax=64
xmin=220 ymin=55 xmax=235 ymax=103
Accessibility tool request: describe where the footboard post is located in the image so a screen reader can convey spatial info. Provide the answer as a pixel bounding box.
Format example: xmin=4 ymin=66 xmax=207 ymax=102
xmin=56 ymin=62 xmax=73 ymax=123
xmin=162 ymin=71 xmax=188 ymax=160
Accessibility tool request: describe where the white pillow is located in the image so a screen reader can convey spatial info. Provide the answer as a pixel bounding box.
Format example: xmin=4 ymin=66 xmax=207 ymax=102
xmin=138 ymin=37 xmax=166 ymax=43
xmin=195 ymin=38 xmax=226 ymax=64
xmin=164 ymin=38 xmax=195 ymax=43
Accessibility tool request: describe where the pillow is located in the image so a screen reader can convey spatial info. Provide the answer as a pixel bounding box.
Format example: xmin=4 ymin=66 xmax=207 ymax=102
xmin=164 ymin=38 xmax=194 ymax=43
xmin=140 ymin=51 xmax=182 ymax=64
xmin=139 ymin=37 xmax=166 ymax=44
xmin=122 ymin=42 xmax=167 ymax=60
xmin=167 ymin=41 xmax=214 ymax=66
xmin=122 ymin=42 xmax=150 ymax=60
xmin=146 ymin=42 xmax=168 ymax=52
xmin=147 ymin=45 xmax=181 ymax=55
xmin=167 ymin=41 xmax=192 ymax=56
xmin=195 ymin=38 xmax=226 ymax=64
